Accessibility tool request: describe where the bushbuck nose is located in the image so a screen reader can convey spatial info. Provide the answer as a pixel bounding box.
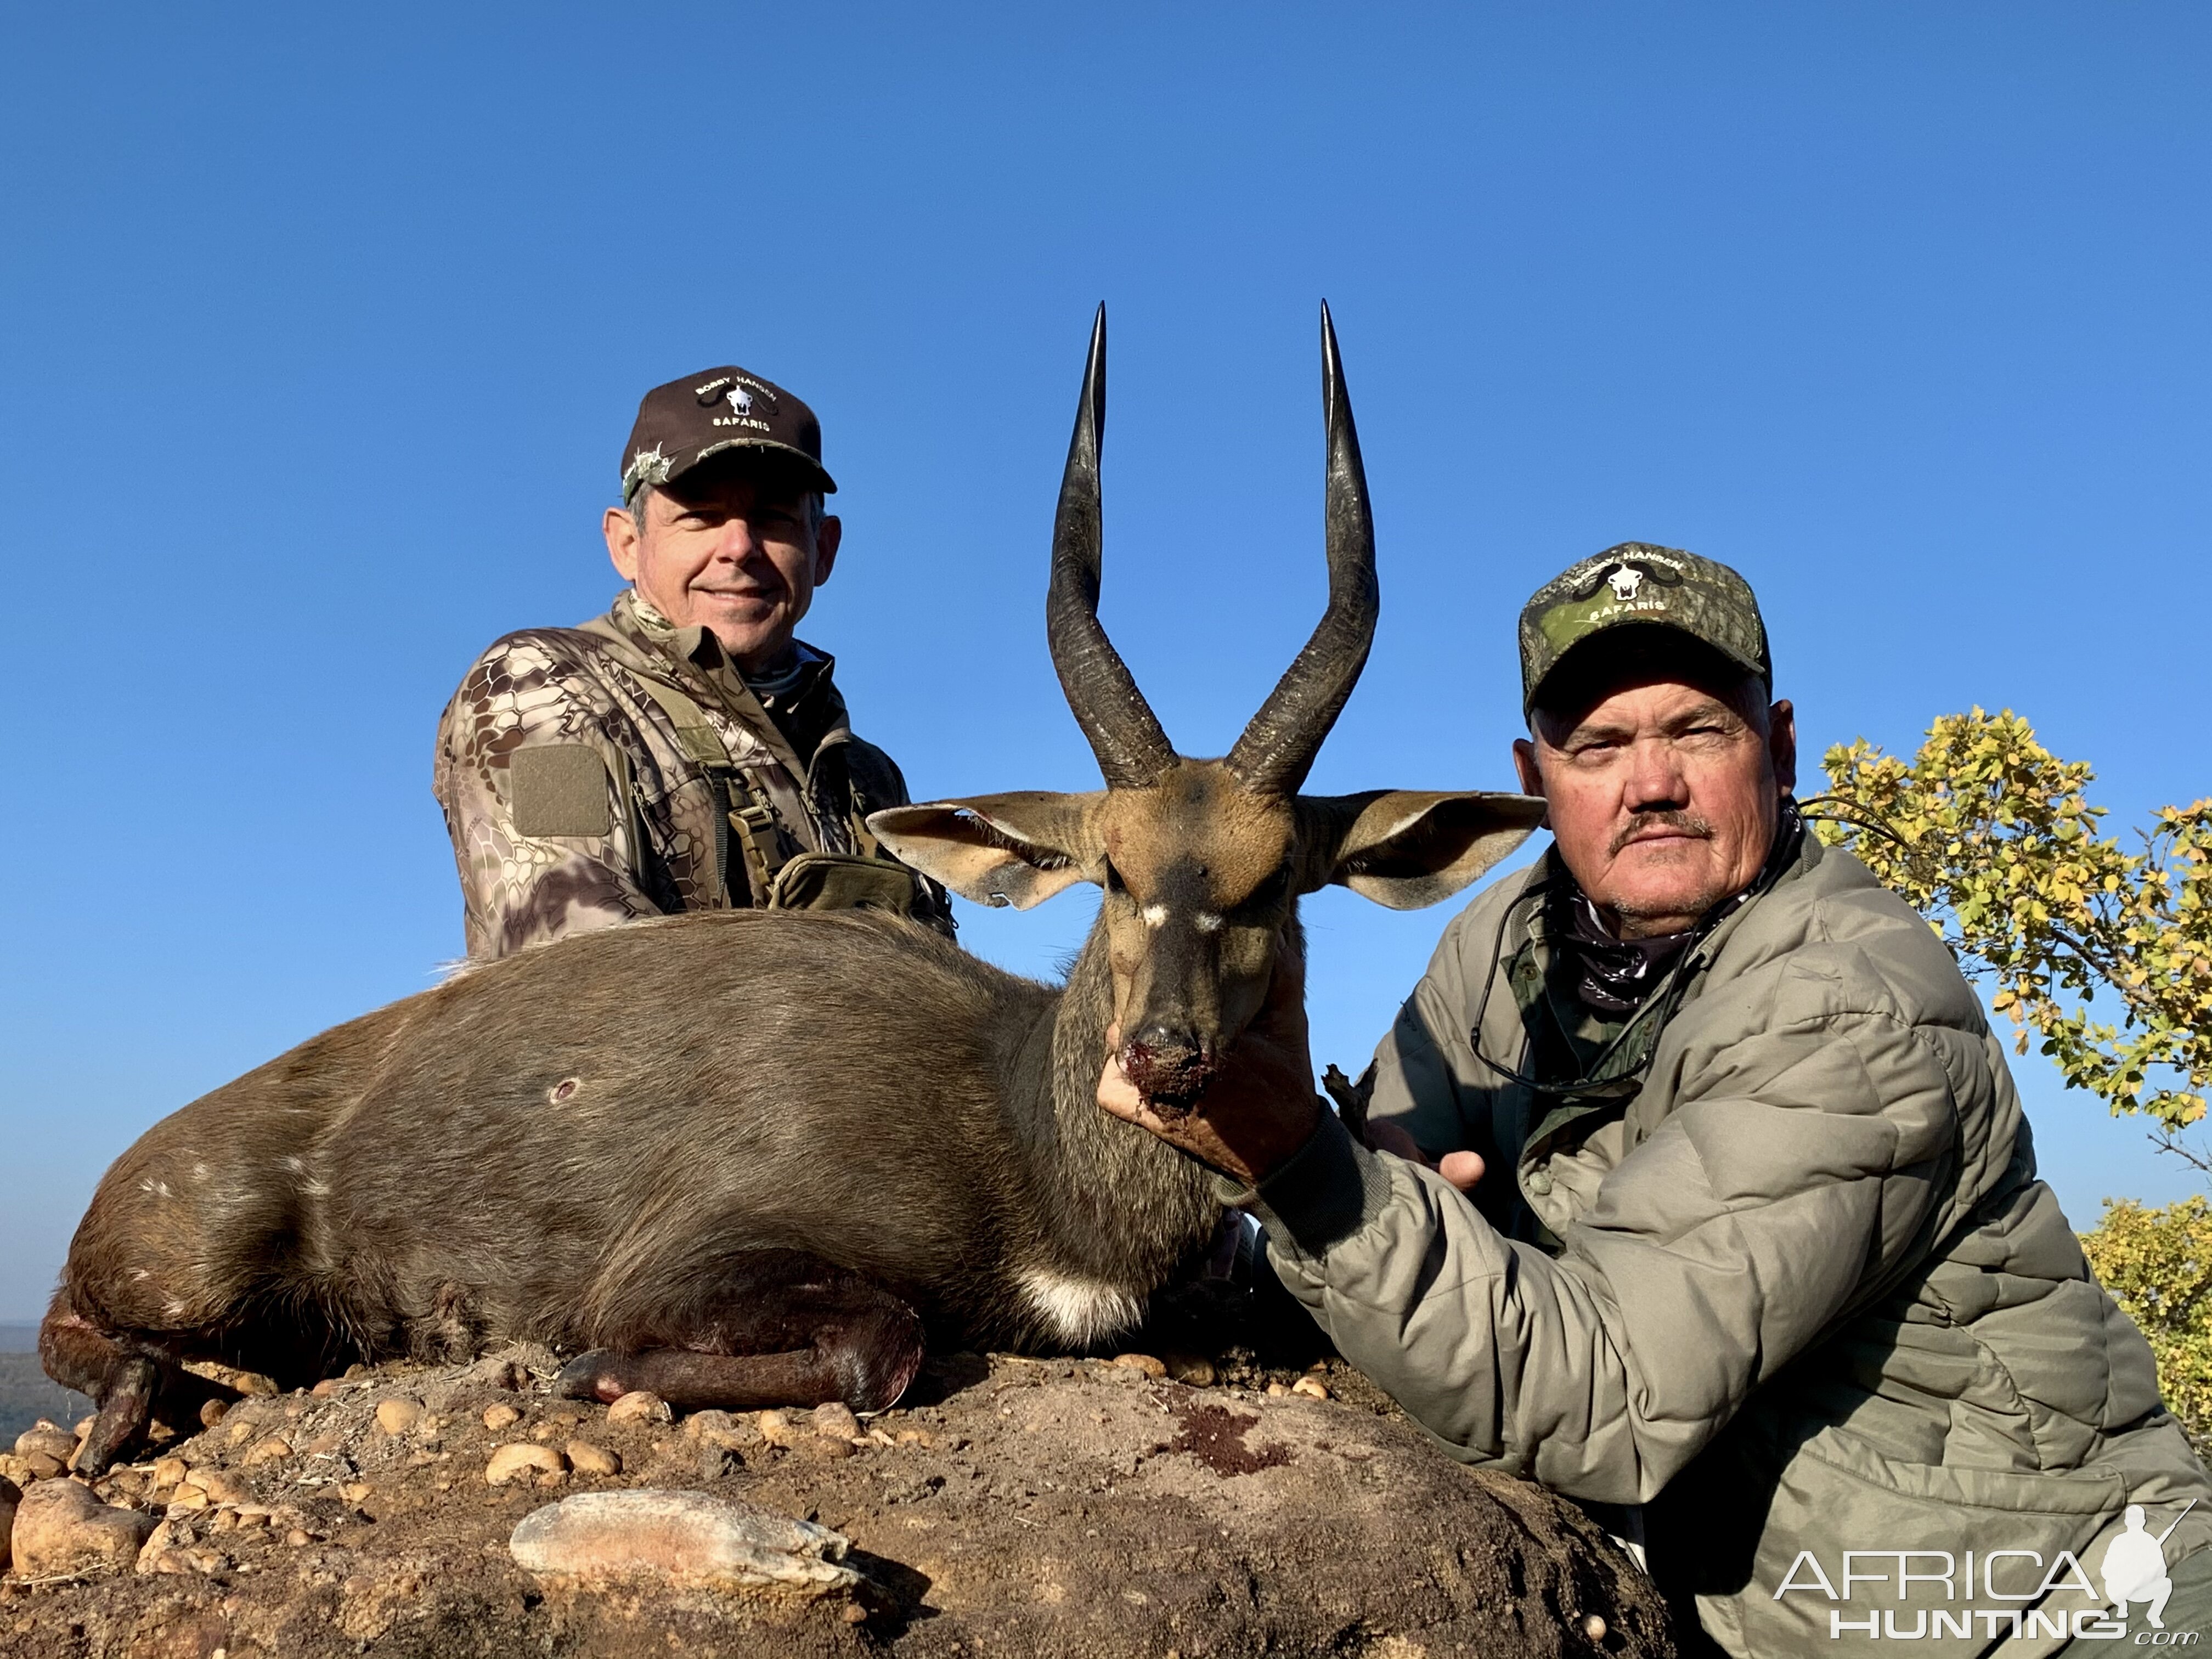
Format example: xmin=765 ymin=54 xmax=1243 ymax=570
xmin=1121 ymin=1025 xmax=1218 ymax=1111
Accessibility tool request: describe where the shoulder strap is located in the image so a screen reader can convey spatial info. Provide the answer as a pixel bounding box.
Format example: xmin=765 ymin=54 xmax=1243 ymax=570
xmin=572 ymin=617 xmax=796 ymax=907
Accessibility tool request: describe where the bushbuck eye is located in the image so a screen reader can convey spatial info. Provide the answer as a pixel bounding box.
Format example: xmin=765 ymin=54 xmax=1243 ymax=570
xmin=1231 ymin=868 xmax=1293 ymax=920
xmin=1103 ymin=861 xmax=1127 ymax=896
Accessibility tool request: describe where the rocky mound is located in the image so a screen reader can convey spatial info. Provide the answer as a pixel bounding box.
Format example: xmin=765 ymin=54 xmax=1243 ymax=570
xmin=0 ymin=1348 xmax=1679 ymax=1658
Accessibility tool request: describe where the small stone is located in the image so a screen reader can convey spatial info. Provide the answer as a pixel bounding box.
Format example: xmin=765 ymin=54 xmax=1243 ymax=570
xmin=196 ymin=1470 xmax=250 ymax=1505
xmin=1291 ymin=1376 xmax=1330 ymax=1401
xmin=809 ymin=1403 xmax=862 ymax=1442
xmin=606 ymin=1391 xmax=672 ymax=1427
xmin=309 ymin=1379 xmax=339 ymax=1398
xmin=1583 ymin=1613 xmax=1608 ymax=1641
xmin=225 ymin=1420 xmax=255 ymax=1448
xmin=464 ymin=1357 xmax=522 ymax=1390
xmin=338 ymin=1482 xmax=373 ymax=1505
xmin=682 ymin=1410 xmax=755 ymax=1451
xmin=167 ymin=1486 xmax=211 ymax=1513
xmin=375 ymin=1398 xmax=424 ymax=1436
xmin=10 ymin=1479 xmax=159 ymax=1577
xmin=72 ymin=1417 xmax=96 ymax=1441
xmin=1111 ymin=1353 xmax=1169 ymax=1379
xmin=1163 ymin=1352 xmax=1217 ymax=1387
xmin=286 ymin=1528 xmax=313 ymax=1547
xmin=240 ymin=1435 xmax=292 ymax=1468
xmin=13 ymin=1423 xmax=75 ymax=1463
xmin=509 ymin=1489 xmax=866 ymax=1600
xmin=481 ymin=1403 xmax=521 ymax=1431
xmin=895 ymin=1429 xmax=931 ymax=1447
xmin=150 ymin=1455 xmax=189 ymax=1490
xmin=0 ymin=1452 xmax=31 ymax=1486
xmin=800 ymin=1434 xmax=854 ymax=1462
xmin=755 ymin=1412 xmax=798 ymax=1448
xmin=1265 ymin=1381 xmax=1291 ymax=1397
xmin=565 ymin=1442 xmax=621 ymax=1477
xmin=21 ymin=1452 xmax=66 ymax=1481
xmin=487 ymin=1443 xmax=567 ymax=1487
xmin=199 ymin=1397 xmax=229 ymax=1427
xmin=697 ymin=1447 xmax=739 ymax=1481
xmin=235 ymin=1505 xmax=273 ymax=1527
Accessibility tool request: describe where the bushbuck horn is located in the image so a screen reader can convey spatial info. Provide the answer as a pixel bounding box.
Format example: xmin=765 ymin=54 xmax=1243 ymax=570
xmin=1224 ymin=301 xmax=1379 ymax=795
xmin=1046 ymin=304 xmax=1177 ymax=789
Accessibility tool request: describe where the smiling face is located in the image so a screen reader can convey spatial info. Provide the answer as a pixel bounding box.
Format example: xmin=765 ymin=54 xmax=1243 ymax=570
xmin=601 ymin=458 xmax=841 ymax=672
xmin=1514 ymin=641 xmax=1796 ymax=939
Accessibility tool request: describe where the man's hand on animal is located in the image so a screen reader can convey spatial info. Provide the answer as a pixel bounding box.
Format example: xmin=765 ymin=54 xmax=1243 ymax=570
xmin=1094 ymin=963 xmax=1322 ymax=1188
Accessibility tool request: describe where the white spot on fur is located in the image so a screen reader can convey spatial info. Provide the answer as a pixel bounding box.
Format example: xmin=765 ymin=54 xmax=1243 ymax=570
xmin=1194 ymin=911 xmax=1223 ymax=933
xmin=191 ymin=1161 xmax=210 ymax=1181
xmin=1018 ymin=1267 xmax=1144 ymax=1347
xmin=1141 ymin=904 xmax=1167 ymax=927
xmin=163 ymin=1299 xmax=186 ymax=1318
xmin=131 ymin=1269 xmax=150 ymax=1282
xmin=138 ymin=1178 xmax=156 ymax=1194
xmin=153 ymin=1181 xmax=172 ymax=1199
xmin=281 ymin=1156 xmax=306 ymax=1175
xmin=301 ymin=1178 xmax=331 ymax=1198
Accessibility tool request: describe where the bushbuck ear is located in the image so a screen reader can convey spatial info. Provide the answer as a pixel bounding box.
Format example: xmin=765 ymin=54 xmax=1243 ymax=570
xmin=1302 ymin=791 xmax=1549 ymax=911
xmin=867 ymin=793 xmax=1105 ymax=910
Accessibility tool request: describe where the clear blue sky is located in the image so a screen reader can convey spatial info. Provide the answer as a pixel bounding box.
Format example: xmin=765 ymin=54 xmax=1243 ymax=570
xmin=1 ymin=4 xmax=2207 ymax=1320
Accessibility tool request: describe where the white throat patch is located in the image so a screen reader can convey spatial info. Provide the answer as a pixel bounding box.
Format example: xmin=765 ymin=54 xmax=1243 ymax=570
xmin=1017 ymin=1267 xmax=1144 ymax=1348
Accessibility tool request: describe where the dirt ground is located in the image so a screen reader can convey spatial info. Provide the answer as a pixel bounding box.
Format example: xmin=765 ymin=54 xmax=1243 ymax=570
xmin=1 ymin=1347 xmax=1682 ymax=1658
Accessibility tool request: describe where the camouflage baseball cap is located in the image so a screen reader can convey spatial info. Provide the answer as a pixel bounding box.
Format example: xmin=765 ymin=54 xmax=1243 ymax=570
xmin=1518 ymin=542 xmax=1770 ymax=717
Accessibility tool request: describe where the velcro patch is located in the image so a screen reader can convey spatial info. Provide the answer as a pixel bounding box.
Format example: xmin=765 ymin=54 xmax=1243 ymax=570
xmin=510 ymin=744 xmax=614 ymax=838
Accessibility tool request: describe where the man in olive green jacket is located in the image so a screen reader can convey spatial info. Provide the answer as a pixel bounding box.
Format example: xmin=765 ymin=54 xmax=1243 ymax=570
xmin=1102 ymin=544 xmax=2211 ymax=1656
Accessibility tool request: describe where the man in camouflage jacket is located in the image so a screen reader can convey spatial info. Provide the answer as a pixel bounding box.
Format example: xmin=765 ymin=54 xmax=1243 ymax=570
xmin=433 ymin=363 xmax=952 ymax=960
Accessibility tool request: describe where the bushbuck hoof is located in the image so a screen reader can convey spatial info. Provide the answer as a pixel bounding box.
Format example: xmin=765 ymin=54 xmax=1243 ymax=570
xmin=76 ymin=1356 xmax=161 ymax=1476
xmin=553 ymin=1351 xmax=633 ymax=1404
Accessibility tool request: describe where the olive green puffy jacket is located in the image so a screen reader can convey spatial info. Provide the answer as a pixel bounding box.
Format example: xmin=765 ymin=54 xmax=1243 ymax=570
xmin=1248 ymin=832 xmax=2212 ymax=1656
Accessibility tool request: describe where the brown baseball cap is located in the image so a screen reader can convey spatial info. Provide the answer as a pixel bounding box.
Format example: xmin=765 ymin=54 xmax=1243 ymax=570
xmin=618 ymin=365 xmax=837 ymax=503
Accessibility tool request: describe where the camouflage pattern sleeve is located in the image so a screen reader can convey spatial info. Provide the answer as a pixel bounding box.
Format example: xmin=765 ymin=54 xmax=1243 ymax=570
xmin=432 ymin=633 xmax=664 ymax=960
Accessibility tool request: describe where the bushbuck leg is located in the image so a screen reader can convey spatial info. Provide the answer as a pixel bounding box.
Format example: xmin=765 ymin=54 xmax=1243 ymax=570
xmin=553 ymin=1249 xmax=926 ymax=1413
xmin=41 ymin=1293 xmax=236 ymax=1471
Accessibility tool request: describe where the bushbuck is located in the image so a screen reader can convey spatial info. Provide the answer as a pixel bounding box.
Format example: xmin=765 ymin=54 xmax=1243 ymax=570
xmin=46 ymin=306 xmax=1544 ymax=1474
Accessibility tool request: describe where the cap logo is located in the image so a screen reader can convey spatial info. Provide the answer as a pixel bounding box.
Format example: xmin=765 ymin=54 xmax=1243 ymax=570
xmin=1605 ymin=566 xmax=1644 ymax=602
xmin=725 ymin=386 xmax=754 ymax=416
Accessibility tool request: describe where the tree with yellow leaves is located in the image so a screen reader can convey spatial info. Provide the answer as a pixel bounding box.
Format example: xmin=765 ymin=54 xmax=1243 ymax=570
xmin=1815 ymin=709 xmax=2210 ymax=1136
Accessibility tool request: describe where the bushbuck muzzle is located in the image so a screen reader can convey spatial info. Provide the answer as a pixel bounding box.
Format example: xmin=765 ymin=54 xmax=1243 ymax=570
xmin=873 ymin=305 xmax=1542 ymax=1116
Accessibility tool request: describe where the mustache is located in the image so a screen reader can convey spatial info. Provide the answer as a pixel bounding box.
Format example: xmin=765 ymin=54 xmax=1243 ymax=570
xmin=1610 ymin=810 xmax=1713 ymax=856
